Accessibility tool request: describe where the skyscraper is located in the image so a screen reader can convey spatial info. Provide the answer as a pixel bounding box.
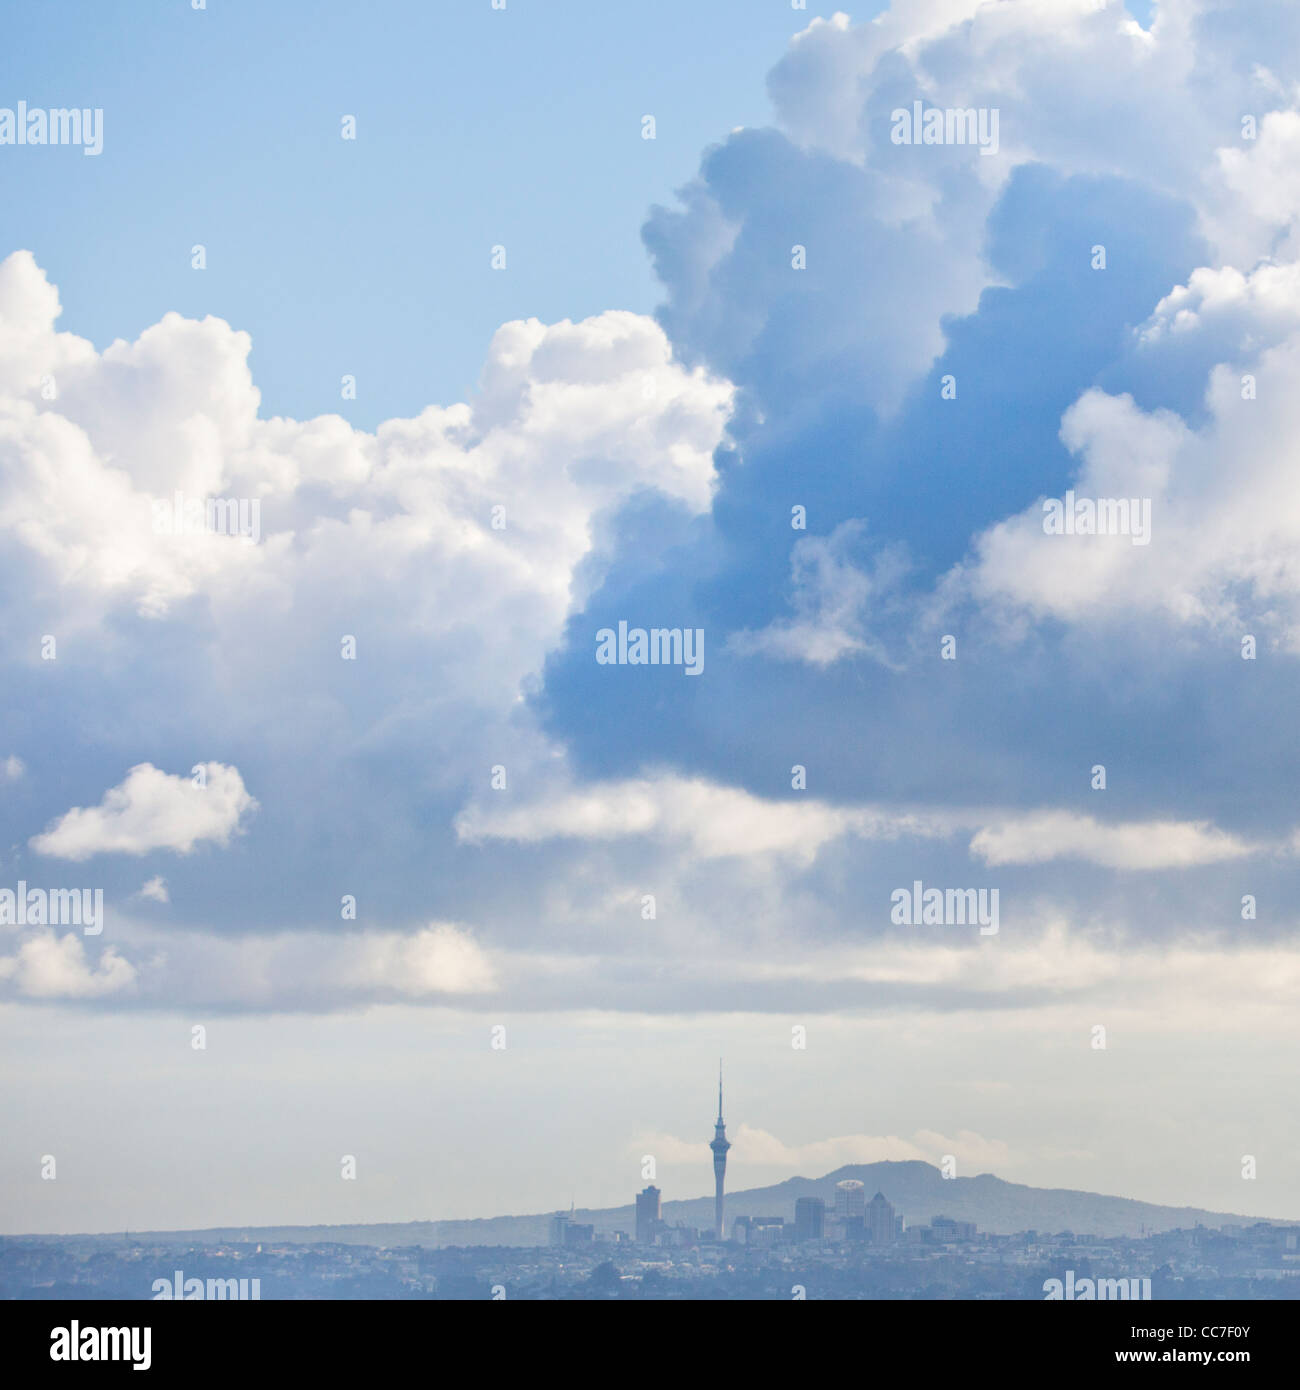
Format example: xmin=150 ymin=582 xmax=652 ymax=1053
xmin=549 ymin=1209 xmax=572 ymax=1247
xmin=709 ymin=1060 xmax=731 ymax=1239
xmin=794 ymin=1196 xmax=826 ymax=1241
xmin=835 ymin=1179 xmax=866 ymax=1219
xmin=867 ymin=1190 xmax=896 ymax=1246
xmin=635 ymin=1184 xmax=662 ymax=1244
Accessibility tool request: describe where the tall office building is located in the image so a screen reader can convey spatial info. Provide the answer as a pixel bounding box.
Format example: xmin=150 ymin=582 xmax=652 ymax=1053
xmin=794 ymin=1196 xmax=826 ymax=1241
xmin=709 ymin=1061 xmax=731 ymax=1239
xmin=835 ymin=1179 xmax=866 ymax=1220
xmin=636 ymin=1185 xmax=663 ymax=1244
xmin=867 ymin=1190 xmax=896 ymax=1246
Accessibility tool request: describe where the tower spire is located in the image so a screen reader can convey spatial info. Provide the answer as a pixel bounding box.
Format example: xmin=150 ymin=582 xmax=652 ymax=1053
xmin=710 ymin=1058 xmax=731 ymax=1239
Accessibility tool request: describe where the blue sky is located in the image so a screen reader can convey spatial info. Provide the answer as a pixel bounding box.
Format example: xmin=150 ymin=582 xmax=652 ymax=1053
xmin=0 ymin=0 xmax=861 ymax=427
xmin=5 ymin=0 xmax=1300 ymax=1237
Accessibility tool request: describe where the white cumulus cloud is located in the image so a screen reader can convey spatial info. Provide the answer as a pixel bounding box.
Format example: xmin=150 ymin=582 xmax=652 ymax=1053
xmin=30 ymin=762 xmax=257 ymax=860
xmin=0 ymin=931 xmax=135 ymax=999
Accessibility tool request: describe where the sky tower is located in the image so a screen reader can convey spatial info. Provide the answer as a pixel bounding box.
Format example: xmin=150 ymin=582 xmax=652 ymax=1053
xmin=710 ymin=1059 xmax=731 ymax=1239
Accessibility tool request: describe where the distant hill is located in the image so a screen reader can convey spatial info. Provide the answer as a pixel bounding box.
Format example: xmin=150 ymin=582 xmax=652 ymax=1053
xmin=16 ymin=1162 xmax=1293 ymax=1249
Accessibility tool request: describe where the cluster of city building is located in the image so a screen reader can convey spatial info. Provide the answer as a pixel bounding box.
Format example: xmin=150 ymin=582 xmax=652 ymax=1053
xmin=620 ymin=1178 xmax=973 ymax=1250
xmin=546 ymin=1178 xmax=977 ymax=1251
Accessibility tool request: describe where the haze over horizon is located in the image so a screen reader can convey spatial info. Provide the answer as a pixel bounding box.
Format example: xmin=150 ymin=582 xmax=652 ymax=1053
xmin=18 ymin=1157 xmax=1296 ymax=1246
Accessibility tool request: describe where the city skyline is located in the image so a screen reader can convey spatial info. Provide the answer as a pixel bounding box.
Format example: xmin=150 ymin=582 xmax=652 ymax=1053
xmin=13 ymin=1153 xmax=1288 ymax=1248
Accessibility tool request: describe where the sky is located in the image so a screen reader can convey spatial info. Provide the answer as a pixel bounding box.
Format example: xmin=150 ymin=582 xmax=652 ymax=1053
xmin=5 ymin=0 xmax=1300 ymax=1236
xmin=0 ymin=0 xmax=839 ymax=428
